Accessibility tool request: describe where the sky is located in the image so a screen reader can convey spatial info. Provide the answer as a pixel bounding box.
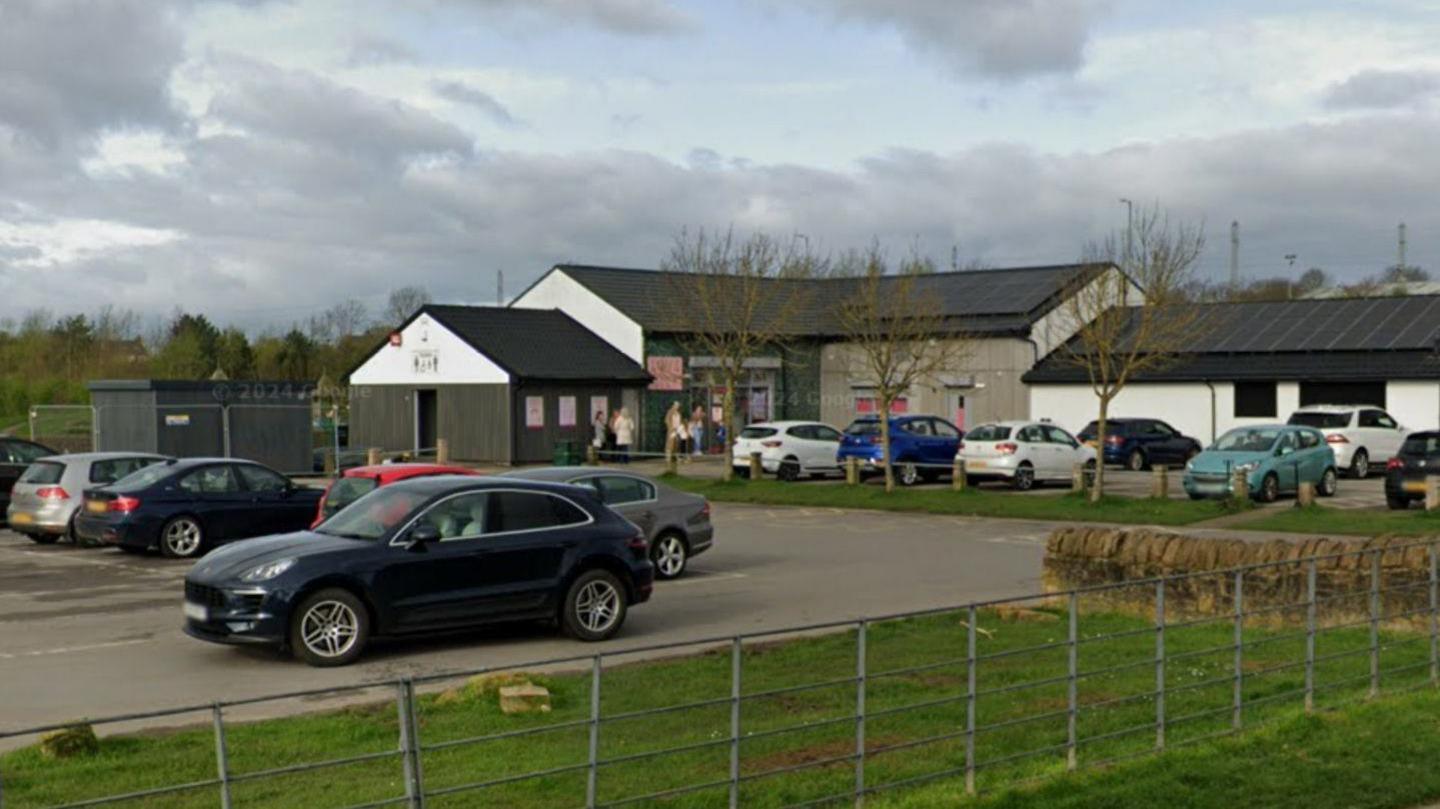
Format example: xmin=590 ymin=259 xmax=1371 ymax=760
xmin=3 ymin=0 xmax=1440 ymax=329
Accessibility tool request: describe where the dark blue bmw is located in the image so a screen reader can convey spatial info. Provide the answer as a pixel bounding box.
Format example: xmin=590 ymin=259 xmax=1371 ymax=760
xmin=75 ymin=458 xmax=322 ymax=558
xmin=182 ymin=476 xmax=654 ymax=666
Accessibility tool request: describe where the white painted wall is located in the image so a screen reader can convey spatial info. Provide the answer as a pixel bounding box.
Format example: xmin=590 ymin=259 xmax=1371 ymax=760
xmin=350 ymin=313 xmax=509 ymax=385
xmin=511 ymin=269 xmax=646 ymax=363
xmin=1029 ymin=267 xmax=1145 ymax=359
xmin=1388 ymin=382 xmax=1440 ymax=432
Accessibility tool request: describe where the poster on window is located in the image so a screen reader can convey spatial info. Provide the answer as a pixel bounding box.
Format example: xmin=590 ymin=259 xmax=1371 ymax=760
xmin=558 ymin=396 xmax=576 ymax=428
xmin=590 ymin=396 xmax=608 ymax=425
xmin=525 ymin=396 xmax=544 ymax=429
xmin=647 ymin=356 xmax=684 ymax=391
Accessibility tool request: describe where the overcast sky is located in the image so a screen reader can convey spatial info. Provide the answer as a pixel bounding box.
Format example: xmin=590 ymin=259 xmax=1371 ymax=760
xmin=3 ymin=0 xmax=1440 ymax=328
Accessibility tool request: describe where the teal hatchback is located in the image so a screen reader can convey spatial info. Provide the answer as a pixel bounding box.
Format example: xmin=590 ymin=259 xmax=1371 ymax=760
xmin=1183 ymin=425 xmax=1339 ymax=502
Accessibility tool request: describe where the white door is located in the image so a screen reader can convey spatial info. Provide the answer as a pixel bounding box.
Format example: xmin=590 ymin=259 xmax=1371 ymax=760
xmin=1364 ymin=409 xmax=1405 ymax=460
xmin=1016 ymin=425 xmax=1055 ymax=478
xmin=1045 ymin=425 xmax=1085 ymax=479
xmin=806 ymin=424 xmax=844 ymax=470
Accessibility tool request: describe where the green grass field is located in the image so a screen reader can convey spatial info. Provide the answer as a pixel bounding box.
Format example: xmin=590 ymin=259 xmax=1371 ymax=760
xmin=664 ymin=476 xmax=1233 ymax=526
xmin=1238 ymin=504 xmax=1440 ymax=537
xmin=2 ymin=600 xmax=1431 ymax=809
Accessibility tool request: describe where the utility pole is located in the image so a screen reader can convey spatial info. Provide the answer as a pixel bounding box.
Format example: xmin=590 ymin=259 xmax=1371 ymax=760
xmin=1230 ymin=221 xmax=1240 ymax=290
xmin=497 ymin=270 xmax=504 ymax=306
xmin=1399 ymin=222 xmax=1408 ymax=272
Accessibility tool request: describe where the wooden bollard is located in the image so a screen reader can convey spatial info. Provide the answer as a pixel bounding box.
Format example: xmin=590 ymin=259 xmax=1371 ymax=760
xmin=1426 ymin=476 xmax=1440 ymax=511
xmin=1071 ymin=463 xmax=1087 ymax=493
xmin=749 ymin=452 xmax=763 ymax=480
xmin=436 ymin=438 xmax=449 ymax=464
xmin=846 ymin=457 xmax=859 ymax=485
xmin=323 ymin=449 xmax=336 ymax=477
xmin=1296 ymin=481 xmax=1316 ymax=507
xmin=366 ymin=447 xmax=381 ymax=466
xmin=1152 ymin=466 xmax=1169 ymax=499
xmin=666 ymin=452 xmax=679 ymax=476
xmin=952 ymin=458 xmax=966 ymax=492
xmin=1232 ymin=468 xmax=1250 ymax=501
xmin=587 ymin=443 xmax=599 ymax=465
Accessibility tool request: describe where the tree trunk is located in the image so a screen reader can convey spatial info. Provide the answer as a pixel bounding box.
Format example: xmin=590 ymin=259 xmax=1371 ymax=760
xmin=1090 ymin=398 xmax=1109 ymax=503
xmin=720 ymin=380 xmax=737 ymax=482
xmin=880 ymin=400 xmax=895 ymax=493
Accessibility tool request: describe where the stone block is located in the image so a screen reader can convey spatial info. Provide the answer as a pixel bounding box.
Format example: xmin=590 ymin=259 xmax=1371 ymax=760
xmin=499 ymin=683 xmax=552 ymax=714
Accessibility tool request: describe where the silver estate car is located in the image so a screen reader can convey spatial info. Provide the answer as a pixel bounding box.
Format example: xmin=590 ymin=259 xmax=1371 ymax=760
xmin=502 ymin=467 xmax=714 ymax=579
xmin=7 ymin=452 xmax=167 ymax=544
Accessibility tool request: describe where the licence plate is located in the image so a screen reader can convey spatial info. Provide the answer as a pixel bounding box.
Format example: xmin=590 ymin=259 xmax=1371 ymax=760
xmin=85 ymin=500 xmax=107 ymax=514
xmin=183 ymin=601 xmax=208 ymax=622
xmin=8 ymin=512 xmax=32 ymax=525
xmin=1084 ymin=440 xmax=1098 ymax=448
xmin=1404 ymin=481 xmax=1427 ymax=494
xmin=967 ymin=460 xmax=987 ymax=469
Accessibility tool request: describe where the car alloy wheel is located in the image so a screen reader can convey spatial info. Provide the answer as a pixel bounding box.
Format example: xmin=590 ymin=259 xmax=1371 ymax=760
xmin=1127 ymin=450 xmax=1146 ymax=472
xmin=1318 ymin=467 xmax=1338 ymax=497
xmin=1012 ymin=465 xmax=1035 ymax=491
xmin=899 ymin=463 xmax=920 ymax=487
xmin=300 ymin=600 xmax=360 ymax=660
xmin=1259 ymin=473 xmax=1279 ymax=503
xmin=574 ymin=578 xmax=622 ymax=634
xmin=650 ymin=533 xmax=688 ymax=579
xmin=1351 ymin=450 xmax=1369 ymax=480
xmin=161 ymin=517 xmax=204 ymax=558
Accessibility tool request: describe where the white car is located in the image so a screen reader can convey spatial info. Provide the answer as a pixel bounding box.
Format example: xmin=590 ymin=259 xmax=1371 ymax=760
xmin=957 ymin=420 xmax=1096 ymax=490
xmin=731 ymin=421 xmax=845 ymax=481
xmin=1285 ymin=405 xmax=1406 ymax=479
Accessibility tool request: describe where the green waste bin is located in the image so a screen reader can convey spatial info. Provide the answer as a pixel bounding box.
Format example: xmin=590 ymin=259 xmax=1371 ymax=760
xmin=553 ymin=440 xmax=582 ymax=466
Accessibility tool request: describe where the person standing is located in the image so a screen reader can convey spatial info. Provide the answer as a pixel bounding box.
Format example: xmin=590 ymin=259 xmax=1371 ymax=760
xmin=689 ymin=406 xmax=706 ymax=456
xmin=614 ymin=408 xmax=635 ymax=463
xmin=592 ymin=410 xmax=607 ymax=461
xmin=664 ymin=401 xmax=683 ymax=461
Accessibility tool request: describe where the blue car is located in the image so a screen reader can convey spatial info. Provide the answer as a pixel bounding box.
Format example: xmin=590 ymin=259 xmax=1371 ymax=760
xmin=1183 ymin=424 xmax=1338 ymax=502
xmin=74 ymin=458 xmax=323 ymax=558
xmin=836 ymin=415 xmax=964 ymax=486
xmin=1076 ymin=418 xmax=1203 ymax=471
xmin=183 ymin=476 xmax=653 ymax=666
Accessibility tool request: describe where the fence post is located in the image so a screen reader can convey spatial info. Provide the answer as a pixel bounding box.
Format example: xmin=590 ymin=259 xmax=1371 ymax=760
xmin=1370 ymin=552 xmax=1381 ymax=698
xmin=396 ymin=679 xmax=424 ymax=809
xmin=1071 ymin=463 xmax=1086 ymax=494
xmin=367 ymin=447 xmax=382 ymax=466
xmin=846 ymin=457 xmax=860 ymax=486
xmin=1233 ymin=570 xmax=1244 ymax=730
xmin=1427 ymin=477 xmax=1440 ymax=511
xmin=953 ymin=458 xmax=966 ymax=492
xmin=221 ymin=406 xmax=232 ymax=458
xmin=1067 ymin=591 xmax=1078 ymax=771
xmin=212 ymin=703 xmax=232 ymax=809
xmin=588 ymin=443 xmax=599 ymax=466
xmin=730 ymin=637 xmax=742 ymax=809
xmin=748 ymin=452 xmax=762 ymax=480
xmin=1296 ymin=481 xmax=1316 ymax=507
xmin=436 ymin=438 xmax=449 ymax=464
xmin=1152 ymin=466 xmax=1169 ymax=500
xmin=1430 ymin=543 xmax=1438 ymax=685
xmin=1155 ymin=580 xmax=1166 ymax=751
xmin=965 ymin=605 xmax=977 ymax=796
xmin=587 ymin=656 xmax=602 ymax=809
xmin=855 ymin=620 xmax=867 ymax=807
xmin=1305 ymin=559 xmax=1317 ymax=713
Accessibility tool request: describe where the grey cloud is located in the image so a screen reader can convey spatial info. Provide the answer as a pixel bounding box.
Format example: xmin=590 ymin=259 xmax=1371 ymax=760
xmin=451 ymin=0 xmax=694 ymax=35
xmin=0 ymin=0 xmax=185 ymax=147
xmin=431 ymin=81 xmax=522 ymax=128
xmin=802 ymin=0 xmax=1100 ymax=79
xmin=345 ymin=34 xmax=420 ymax=67
xmin=1322 ymin=68 xmax=1440 ymax=110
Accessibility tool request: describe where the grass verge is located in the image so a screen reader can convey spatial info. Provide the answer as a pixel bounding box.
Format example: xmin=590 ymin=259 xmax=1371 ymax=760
xmin=1 ymin=601 xmax=1431 ymax=808
xmin=664 ymin=476 xmax=1229 ymax=526
xmin=1236 ymin=504 xmax=1440 ymax=537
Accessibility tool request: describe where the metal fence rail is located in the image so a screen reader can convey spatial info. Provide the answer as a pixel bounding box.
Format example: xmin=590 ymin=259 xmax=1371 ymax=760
xmin=4 ymin=539 xmax=1440 ymax=808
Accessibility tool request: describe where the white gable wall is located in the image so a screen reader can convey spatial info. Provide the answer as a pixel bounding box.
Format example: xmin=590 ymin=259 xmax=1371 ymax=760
xmin=350 ymin=313 xmax=509 ymax=385
xmin=1030 ymin=266 xmax=1147 ymax=360
xmin=511 ymin=270 xmax=646 ymax=363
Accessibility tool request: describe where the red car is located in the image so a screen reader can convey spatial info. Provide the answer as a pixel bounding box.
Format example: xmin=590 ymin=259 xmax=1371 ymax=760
xmin=312 ymin=463 xmax=481 ymax=527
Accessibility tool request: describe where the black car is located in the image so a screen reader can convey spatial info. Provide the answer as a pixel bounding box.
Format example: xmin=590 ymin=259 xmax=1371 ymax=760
xmin=1 ymin=437 xmax=57 ymax=524
xmin=182 ymin=476 xmax=654 ymax=666
xmin=1384 ymin=431 xmax=1440 ymax=509
xmin=1077 ymin=418 xmax=1203 ymax=471
xmin=74 ymin=458 xmax=322 ymax=558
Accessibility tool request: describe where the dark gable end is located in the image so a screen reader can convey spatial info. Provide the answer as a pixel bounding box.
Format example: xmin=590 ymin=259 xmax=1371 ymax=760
xmin=421 ymin=305 xmax=651 ymax=383
xmin=1023 ymin=294 xmax=1440 ymax=384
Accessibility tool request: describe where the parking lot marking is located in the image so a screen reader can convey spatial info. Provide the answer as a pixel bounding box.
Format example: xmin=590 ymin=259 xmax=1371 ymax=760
xmin=0 ymin=638 xmax=153 ymax=660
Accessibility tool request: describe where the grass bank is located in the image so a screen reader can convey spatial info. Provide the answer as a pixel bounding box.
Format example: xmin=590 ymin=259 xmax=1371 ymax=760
xmin=665 ymin=476 xmax=1231 ymax=526
xmin=1 ymin=602 xmax=1429 ymax=808
xmin=1238 ymin=504 xmax=1440 ymax=537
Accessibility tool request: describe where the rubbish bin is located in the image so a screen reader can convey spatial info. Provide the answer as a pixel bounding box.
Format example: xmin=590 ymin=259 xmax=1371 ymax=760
xmin=552 ymin=440 xmax=582 ymax=466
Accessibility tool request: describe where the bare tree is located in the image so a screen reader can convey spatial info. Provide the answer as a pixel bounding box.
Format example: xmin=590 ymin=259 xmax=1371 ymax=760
xmin=833 ymin=246 xmax=975 ymax=492
xmin=385 ymin=286 xmax=431 ymax=325
xmin=1061 ymin=205 xmax=1206 ymax=502
xmin=662 ymin=230 xmax=814 ymax=481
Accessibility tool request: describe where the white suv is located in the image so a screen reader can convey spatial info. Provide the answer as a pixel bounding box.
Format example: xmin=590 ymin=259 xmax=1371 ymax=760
xmin=957 ymin=420 xmax=1096 ymax=490
xmin=732 ymin=421 xmax=844 ymax=481
xmin=1285 ymin=405 xmax=1406 ymax=479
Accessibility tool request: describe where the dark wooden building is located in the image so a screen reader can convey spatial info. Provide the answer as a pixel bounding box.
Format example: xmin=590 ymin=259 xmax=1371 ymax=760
xmin=347 ymin=306 xmax=651 ymax=464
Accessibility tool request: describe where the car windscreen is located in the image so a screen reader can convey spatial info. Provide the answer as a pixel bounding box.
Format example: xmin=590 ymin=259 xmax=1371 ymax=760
xmin=322 ymin=476 xmax=379 ymax=518
xmin=1287 ymin=412 xmax=1350 ymax=429
xmin=17 ymin=461 xmax=65 ymax=485
xmin=965 ymin=425 xmax=1011 ymax=441
xmin=1213 ymin=428 xmax=1281 ymax=452
xmin=109 ymin=463 xmax=176 ymax=491
xmin=740 ymin=427 xmax=778 ymax=439
xmin=316 ymin=486 xmax=434 ymax=541
xmin=844 ymin=421 xmax=881 ymax=436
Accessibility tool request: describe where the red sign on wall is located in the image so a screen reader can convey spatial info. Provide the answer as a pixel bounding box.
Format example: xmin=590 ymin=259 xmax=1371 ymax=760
xmin=647 ymin=356 xmax=684 ymax=391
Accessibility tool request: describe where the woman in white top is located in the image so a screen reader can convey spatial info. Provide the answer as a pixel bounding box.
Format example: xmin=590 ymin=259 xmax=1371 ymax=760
xmin=614 ymin=408 xmax=635 ymax=463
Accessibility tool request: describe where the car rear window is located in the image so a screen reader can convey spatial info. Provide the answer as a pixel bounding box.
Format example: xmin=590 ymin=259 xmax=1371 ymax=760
xmin=966 ymin=425 xmax=1011 ymax=441
xmin=1401 ymin=435 xmax=1440 ymax=456
xmin=18 ymin=461 xmax=65 ymax=485
xmin=323 ymin=476 xmax=380 ymax=518
xmin=740 ymin=427 xmax=778 ymax=439
xmin=1077 ymin=421 xmax=1127 ymax=437
xmin=845 ymin=421 xmax=881 ymax=436
xmin=1288 ymin=412 xmax=1350 ymax=429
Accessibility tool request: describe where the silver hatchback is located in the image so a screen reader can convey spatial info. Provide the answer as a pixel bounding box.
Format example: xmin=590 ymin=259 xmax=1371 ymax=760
xmin=7 ymin=453 xmax=168 ymax=544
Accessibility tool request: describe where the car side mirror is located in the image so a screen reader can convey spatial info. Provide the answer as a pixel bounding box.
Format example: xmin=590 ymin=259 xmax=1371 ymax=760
xmin=405 ymin=523 xmax=440 ymax=550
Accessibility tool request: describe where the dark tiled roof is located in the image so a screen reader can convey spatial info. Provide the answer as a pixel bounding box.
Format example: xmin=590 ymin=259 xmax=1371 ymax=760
xmin=546 ymin=263 xmax=1103 ymax=337
xmin=1024 ymin=295 xmax=1440 ymax=383
xmin=413 ymin=306 xmax=650 ymax=383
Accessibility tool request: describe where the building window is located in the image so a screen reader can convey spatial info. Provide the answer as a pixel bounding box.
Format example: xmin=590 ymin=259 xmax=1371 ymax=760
xmin=1234 ymin=381 xmax=1277 ymax=418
